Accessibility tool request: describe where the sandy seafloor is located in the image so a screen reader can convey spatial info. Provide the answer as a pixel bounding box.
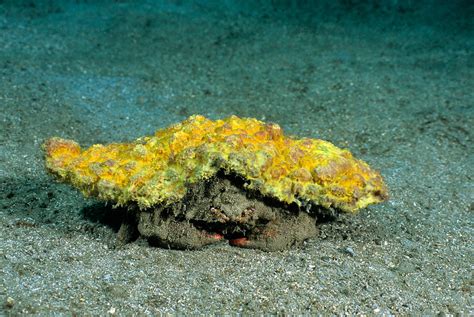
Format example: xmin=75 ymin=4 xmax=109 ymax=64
xmin=0 ymin=0 xmax=472 ymax=315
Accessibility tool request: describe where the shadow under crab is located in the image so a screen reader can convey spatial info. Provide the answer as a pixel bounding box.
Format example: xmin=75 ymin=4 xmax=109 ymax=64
xmin=116 ymin=171 xmax=337 ymax=251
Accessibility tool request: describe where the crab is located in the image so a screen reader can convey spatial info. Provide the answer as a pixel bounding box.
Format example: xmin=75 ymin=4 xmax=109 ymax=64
xmin=43 ymin=115 xmax=387 ymax=251
xmin=117 ymin=172 xmax=323 ymax=251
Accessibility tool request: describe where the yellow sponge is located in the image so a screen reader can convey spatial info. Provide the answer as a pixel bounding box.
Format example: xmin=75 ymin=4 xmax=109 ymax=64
xmin=44 ymin=115 xmax=388 ymax=213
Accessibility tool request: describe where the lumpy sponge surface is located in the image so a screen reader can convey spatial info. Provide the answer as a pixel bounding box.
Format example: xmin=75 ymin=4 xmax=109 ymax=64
xmin=44 ymin=115 xmax=387 ymax=213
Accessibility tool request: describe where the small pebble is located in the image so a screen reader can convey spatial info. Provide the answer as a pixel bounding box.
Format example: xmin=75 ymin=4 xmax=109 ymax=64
xmin=343 ymin=247 xmax=356 ymax=257
xmin=5 ymin=297 xmax=15 ymax=308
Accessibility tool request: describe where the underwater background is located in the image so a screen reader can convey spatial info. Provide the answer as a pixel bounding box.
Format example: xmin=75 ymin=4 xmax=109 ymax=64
xmin=1 ymin=0 xmax=472 ymax=314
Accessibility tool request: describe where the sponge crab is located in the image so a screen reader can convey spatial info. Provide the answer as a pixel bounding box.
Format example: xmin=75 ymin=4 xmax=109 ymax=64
xmin=44 ymin=115 xmax=387 ymax=251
